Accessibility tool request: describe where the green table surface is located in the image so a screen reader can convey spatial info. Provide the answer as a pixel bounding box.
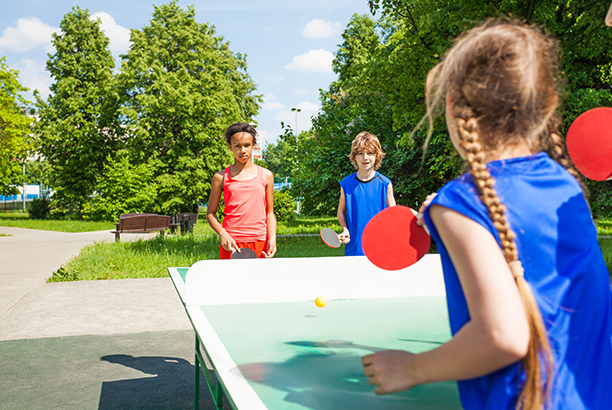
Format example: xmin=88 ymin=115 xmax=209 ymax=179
xmin=199 ymin=296 xmax=462 ymax=410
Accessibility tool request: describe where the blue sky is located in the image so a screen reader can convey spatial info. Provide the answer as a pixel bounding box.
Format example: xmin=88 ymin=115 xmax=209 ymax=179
xmin=1 ymin=0 xmax=372 ymax=147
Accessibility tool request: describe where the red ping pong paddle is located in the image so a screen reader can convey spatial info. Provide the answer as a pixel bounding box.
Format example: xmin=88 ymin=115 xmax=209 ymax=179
xmin=320 ymin=228 xmax=341 ymax=248
xmin=230 ymin=247 xmax=258 ymax=259
xmin=362 ymin=205 xmax=431 ymax=271
xmin=566 ymin=107 xmax=612 ymax=181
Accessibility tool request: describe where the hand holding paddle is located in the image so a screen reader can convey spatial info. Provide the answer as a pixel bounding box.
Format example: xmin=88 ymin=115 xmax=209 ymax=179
xmin=320 ymin=228 xmax=341 ymax=248
xmin=566 ymin=107 xmax=612 ymax=181
xmin=362 ymin=205 xmax=431 ymax=271
xmin=230 ymin=247 xmax=258 ymax=259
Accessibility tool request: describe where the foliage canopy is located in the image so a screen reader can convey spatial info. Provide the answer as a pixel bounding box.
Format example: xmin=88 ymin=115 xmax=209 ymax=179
xmin=0 ymin=58 xmax=33 ymax=195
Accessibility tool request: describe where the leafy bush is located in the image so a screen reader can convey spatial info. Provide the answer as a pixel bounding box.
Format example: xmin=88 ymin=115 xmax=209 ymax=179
xmin=588 ymin=180 xmax=612 ymax=219
xmin=28 ymin=197 xmax=51 ymax=219
xmin=82 ymin=151 xmax=158 ymax=221
xmin=274 ymin=188 xmax=296 ymax=222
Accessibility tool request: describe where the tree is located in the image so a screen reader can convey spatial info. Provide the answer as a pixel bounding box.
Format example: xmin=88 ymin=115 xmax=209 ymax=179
xmin=293 ymin=13 xmax=462 ymax=214
xmin=367 ymin=0 xmax=612 ymax=215
xmin=295 ymin=1 xmax=612 ymax=216
xmin=82 ymin=150 xmax=158 ymax=221
xmin=259 ymin=123 xmax=303 ymax=179
xmin=116 ymin=1 xmax=261 ymax=213
xmin=0 ymin=58 xmax=32 ymax=195
xmin=34 ymin=6 xmax=117 ymax=215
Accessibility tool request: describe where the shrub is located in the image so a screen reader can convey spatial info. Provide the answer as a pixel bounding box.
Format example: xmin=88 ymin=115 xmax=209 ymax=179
xmin=28 ymin=197 xmax=51 ymax=219
xmin=274 ymin=188 xmax=296 ymax=222
xmin=82 ymin=151 xmax=158 ymax=221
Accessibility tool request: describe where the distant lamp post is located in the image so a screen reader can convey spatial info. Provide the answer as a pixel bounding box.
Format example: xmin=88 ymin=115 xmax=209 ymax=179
xmin=290 ymin=107 xmax=301 ymax=141
xmin=22 ymin=162 xmax=26 ymax=211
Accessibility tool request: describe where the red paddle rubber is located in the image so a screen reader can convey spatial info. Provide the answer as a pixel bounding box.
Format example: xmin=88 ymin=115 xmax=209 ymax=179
xmin=362 ymin=205 xmax=431 ymax=271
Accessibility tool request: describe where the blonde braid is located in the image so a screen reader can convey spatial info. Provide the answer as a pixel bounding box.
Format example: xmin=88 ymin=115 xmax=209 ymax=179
xmin=457 ymin=118 xmax=553 ymax=410
xmin=546 ymin=123 xmax=587 ymax=194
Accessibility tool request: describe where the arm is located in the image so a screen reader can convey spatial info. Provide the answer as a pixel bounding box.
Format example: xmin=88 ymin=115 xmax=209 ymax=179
xmin=261 ymin=169 xmax=277 ymax=258
xmin=206 ymin=171 xmax=238 ymax=252
xmin=386 ymin=183 xmax=396 ymax=207
xmin=363 ymin=204 xmax=529 ymax=394
xmin=337 ymin=186 xmax=350 ymax=244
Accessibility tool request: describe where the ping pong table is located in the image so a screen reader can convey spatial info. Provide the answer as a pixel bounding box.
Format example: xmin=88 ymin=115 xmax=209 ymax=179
xmin=168 ymin=255 xmax=462 ymax=410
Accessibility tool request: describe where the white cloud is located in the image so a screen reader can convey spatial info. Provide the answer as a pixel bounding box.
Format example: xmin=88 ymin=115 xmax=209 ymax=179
xmin=0 ymin=17 xmax=58 ymax=53
xmin=262 ymin=93 xmax=284 ymax=111
xmin=266 ymin=74 xmax=284 ymax=83
xmin=90 ymin=12 xmax=131 ymax=54
xmin=284 ymin=49 xmax=333 ymax=73
xmin=294 ymin=89 xmax=311 ymax=95
xmin=302 ymin=19 xmax=341 ymax=39
xmin=14 ymin=59 xmax=53 ymax=99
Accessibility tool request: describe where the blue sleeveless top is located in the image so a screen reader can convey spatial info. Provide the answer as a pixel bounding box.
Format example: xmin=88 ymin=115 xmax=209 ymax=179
xmin=340 ymin=171 xmax=391 ymax=256
xmin=423 ymin=152 xmax=612 ymax=409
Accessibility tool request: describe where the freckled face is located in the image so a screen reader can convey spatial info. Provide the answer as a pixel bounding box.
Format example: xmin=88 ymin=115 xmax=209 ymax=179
xmin=229 ymin=132 xmax=254 ymax=164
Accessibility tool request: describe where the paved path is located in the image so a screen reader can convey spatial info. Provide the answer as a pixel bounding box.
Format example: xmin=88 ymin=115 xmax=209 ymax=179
xmin=0 ymin=226 xmax=207 ymax=410
xmin=0 ymin=226 xmax=191 ymax=338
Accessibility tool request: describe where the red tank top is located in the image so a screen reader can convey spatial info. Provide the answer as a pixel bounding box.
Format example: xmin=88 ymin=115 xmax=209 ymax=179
xmin=222 ymin=166 xmax=267 ymax=241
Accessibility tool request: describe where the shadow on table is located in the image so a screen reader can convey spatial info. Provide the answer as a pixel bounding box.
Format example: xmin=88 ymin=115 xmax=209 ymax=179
xmin=239 ymin=340 xmax=461 ymax=410
xmin=98 ymin=354 xmax=220 ymax=410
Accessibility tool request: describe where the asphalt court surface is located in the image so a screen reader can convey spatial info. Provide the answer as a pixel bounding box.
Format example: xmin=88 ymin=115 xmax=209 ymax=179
xmin=0 ymin=330 xmax=229 ymax=410
xmin=1 ymin=227 xmax=223 ymax=410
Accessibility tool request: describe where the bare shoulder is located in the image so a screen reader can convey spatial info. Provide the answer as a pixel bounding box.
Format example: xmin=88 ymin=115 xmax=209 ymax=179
xmin=262 ymin=167 xmax=274 ymax=183
xmin=211 ymin=170 xmax=225 ymax=185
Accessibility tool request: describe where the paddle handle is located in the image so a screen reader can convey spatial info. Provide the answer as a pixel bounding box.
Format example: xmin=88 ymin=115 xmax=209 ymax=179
xmin=412 ymin=210 xmax=431 ymax=235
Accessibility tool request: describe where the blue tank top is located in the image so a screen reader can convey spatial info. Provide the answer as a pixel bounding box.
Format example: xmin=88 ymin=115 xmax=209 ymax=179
xmin=423 ymin=152 xmax=612 ymax=409
xmin=340 ymin=172 xmax=391 ymax=256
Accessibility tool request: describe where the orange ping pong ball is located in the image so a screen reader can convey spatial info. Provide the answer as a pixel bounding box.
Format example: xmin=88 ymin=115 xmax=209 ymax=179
xmin=315 ymin=296 xmax=327 ymax=308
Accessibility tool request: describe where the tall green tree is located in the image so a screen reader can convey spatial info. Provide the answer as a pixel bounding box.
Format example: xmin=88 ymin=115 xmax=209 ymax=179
xmin=295 ymin=1 xmax=612 ymax=216
xmin=0 ymin=58 xmax=32 ymax=195
xmin=34 ymin=6 xmax=117 ymax=215
xmin=116 ymin=1 xmax=261 ymax=213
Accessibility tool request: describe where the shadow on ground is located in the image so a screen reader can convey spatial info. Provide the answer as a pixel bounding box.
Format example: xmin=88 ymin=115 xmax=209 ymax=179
xmin=0 ymin=330 xmax=228 ymax=410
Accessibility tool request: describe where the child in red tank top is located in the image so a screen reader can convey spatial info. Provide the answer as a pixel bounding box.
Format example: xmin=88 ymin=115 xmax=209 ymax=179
xmin=206 ymin=123 xmax=277 ymax=259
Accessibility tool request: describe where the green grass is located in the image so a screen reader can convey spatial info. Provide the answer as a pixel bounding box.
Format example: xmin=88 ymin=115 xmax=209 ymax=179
xmin=599 ymin=237 xmax=612 ymax=276
xmin=0 ymin=212 xmax=114 ymax=232
xmin=49 ymin=215 xmax=344 ymax=282
xmin=596 ymin=217 xmax=612 ymax=236
xmin=2 ymin=211 xmax=605 ymax=282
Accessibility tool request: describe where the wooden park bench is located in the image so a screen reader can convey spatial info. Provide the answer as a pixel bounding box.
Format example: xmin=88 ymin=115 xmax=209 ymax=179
xmin=111 ymin=213 xmax=171 ymax=242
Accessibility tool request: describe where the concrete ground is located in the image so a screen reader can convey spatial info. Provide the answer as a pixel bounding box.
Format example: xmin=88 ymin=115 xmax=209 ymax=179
xmin=0 ymin=227 xmax=226 ymax=409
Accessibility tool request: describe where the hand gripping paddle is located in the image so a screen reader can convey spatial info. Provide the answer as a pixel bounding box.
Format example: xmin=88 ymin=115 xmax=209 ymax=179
xmin=320 ymin=228 xmax=341 ymax=248
xmin=362 ymin=205 xmax=431 ymax=271
xmin=566 ymin=107 xmax=612 ymax=181
xmin=230 ymin=247 xmax=258 ymax=259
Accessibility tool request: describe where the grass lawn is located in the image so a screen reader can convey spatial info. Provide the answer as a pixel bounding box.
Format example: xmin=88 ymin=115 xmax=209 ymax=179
xmin=48 ymin=215 xmax=345 ymax=282
xmin=0 ymin=212 xmax=114 ymax=232
xmin=597 ymin=217 xmax=612 ymax=236
xmin=2 ymin=211 xmax=610 ymax=282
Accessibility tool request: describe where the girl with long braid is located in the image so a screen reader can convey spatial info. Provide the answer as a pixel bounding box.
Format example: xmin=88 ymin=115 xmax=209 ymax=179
xmin=362 ymin=20 xmax=612 ymax=409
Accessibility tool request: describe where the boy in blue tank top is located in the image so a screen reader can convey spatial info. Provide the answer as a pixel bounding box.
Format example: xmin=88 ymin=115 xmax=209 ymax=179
xmin=337 ymin=132 xmax=396 ymax=256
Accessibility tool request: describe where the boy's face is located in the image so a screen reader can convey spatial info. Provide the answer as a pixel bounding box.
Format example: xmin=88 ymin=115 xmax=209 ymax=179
xmin=228 ymin=132 xmax=254 ymax=164
xmin=355 ymin=148 xmax=377 ymax=172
